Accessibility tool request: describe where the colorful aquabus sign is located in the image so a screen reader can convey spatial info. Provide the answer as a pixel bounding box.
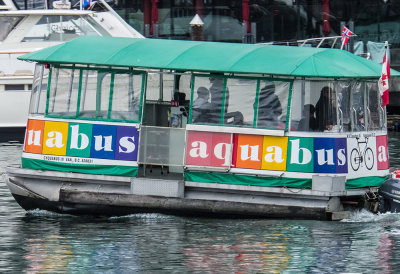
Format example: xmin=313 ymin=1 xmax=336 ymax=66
xmin=185 ymin=131 xmax=389 ymax=175
xmin=23 ymin=119 xmax=139 ymax=176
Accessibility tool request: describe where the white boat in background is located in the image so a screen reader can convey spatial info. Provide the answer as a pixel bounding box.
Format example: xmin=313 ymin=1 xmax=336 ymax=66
xmin=0 ymin=0 xmax=143 ymax=133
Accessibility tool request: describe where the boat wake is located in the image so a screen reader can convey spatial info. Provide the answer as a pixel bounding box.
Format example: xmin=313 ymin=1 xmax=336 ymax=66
xmin=25 ymin=208 xmax=72 ymax=217
xmin=109 ymin=213 xmax=176 ymax=221
xmin=341 ymin=208 xmax=400 ymax=223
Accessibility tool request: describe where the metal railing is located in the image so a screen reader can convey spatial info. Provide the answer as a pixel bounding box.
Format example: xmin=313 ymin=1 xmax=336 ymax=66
xmin=259 ymin=35 xmax=357 ymax=49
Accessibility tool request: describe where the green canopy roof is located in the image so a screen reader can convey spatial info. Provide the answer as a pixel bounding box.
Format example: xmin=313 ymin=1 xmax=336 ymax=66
xmin=18 ymin=36 xmax=400 ymax=78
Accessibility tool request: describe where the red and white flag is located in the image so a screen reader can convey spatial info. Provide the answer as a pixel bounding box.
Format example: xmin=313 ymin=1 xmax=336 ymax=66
xmin=378 ymin=45 xmax=390 ymax=107
xmin=341 ymin=26 xmax=353 ymax=47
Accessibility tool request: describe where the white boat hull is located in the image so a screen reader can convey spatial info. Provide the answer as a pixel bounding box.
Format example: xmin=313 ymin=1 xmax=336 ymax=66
xmin=4 ymin=167 xmax=377 ymax=220
xmin=0 ymin=90 xmax=30 ymax=128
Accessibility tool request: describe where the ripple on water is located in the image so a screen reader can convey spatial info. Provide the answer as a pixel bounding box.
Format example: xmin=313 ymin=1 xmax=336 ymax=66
xmin=0 ymin=135 xmax=400 ymax=272
xmin=25 ymin=209 xmax=69 ymax=217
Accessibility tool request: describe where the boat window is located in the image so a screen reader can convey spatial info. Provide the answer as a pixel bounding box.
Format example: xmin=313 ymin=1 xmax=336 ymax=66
xmin=366 ymin=82 xmax=383 ymax=130
xmin=336 ymin=81 xmax=352 ymax=132
xmin=145 ymin=71 xmax=191 ymax=105
xmin=84 ymin=16 xmax=113 ymax=36
xmin=290 ymin=81 xmax=339 ymax=132
xmin=29 ymin=64 xmax=48 ymax=115
xmin=223 ymin=78 xmax=257 ymax=126
xmin=79 ymin=71 xmax=111 ymax=119
xmin=144 ymin=71 xmax=175 ymax=102
xmin=79 ymin=69 xmax=97 ymax=117
xmin=190 ymin=75 xmax=290 ymax=129
xmin=290 ymin=80 xmax=381 ymax=133
xmin=110 ymin=73 xmax=142 ymax=121
xmin=191 ymin=75 xmax=224 ymax=125
xmin=349 ymin=81 xmax=384 ymax=132
xmin=48 ymin=68 xmax=80 ymax=117
xmin=5 ymin=84 xmax=25 ymax=91
xmin=99 ymin=73 xmax=112 ymax=118
xmin=22 ymin=15 xmax=108 ymax=43
xmin=162 ymin=73 xmax=175 ymax=102
xmin=177 ymin=74 xmax=192 ymax=103
xmin=146 ymin=72 xmax=161 ymax=101
xmin=350 ymin=82 xmax=366 ymax=132
xmin=0 ymin=16 xmax=23 ymax=42
xmin=45 ymin=67 xmax=144 ymax=122
xmin=256 ymin=80 xmax=289 ymax=129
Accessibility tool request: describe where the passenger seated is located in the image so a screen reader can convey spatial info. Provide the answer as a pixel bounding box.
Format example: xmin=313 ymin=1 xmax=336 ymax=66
xmin=297 ymin=104 xmax=318 ymax=131
xmin=209 ymin=76 xmax=229 ymax=114
xmin=316 ymin=86 xmax=337 ymax=131
xmin=354 ymin=109 xmax=365 ymax=131
xmin=208 ymin=76 xmax=229 ymax=123
xmin=256 ymin=82 xmax=282 ymax=128
xmin=192 ymin=86 xmax=211 ymax=123
xmin=225 ymin=111 xmax=244 ymax=125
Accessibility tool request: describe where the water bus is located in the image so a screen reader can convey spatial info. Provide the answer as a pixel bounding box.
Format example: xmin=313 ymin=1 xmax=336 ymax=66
xmin=0 ymin=0 xmax=143 ymax=133
xmin=4 ymin=36 xmax=400 ymax=220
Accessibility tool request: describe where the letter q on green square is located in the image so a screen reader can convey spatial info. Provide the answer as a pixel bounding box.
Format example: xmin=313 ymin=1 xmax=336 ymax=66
xmin=66 ymin=123 xmax=93 ymax=158
xmin=286 ymin=137 xmax=314 ymax=172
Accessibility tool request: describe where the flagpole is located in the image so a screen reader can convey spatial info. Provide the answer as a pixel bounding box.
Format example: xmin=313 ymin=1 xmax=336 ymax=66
xmin=384 ymin=40 xmax=387 ymax=126
xmin=385 ymin=40 xmax=389 ymax=68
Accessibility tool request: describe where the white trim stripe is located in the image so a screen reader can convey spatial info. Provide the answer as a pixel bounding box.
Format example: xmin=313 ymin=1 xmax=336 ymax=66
xmin=22 ymin=152 xmax=138 ymax=167
xmin=27 ymin=116 xmax=140 ymax=127
xmin=186 ymin=124 xmax=285 ymax=136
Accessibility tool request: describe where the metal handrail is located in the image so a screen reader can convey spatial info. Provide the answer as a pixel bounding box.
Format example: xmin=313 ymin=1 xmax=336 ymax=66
xmin=259 ymin=34 xmax=357 ymax=48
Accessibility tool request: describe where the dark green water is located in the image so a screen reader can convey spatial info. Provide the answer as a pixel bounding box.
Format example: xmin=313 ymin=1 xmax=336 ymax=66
xmin=1 ymin=133 xmax=400 ymax=273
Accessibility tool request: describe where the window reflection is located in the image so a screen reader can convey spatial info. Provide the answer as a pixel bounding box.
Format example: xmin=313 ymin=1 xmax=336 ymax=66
xmin=190 ymin=76 xmax=289 ymax=129
xmin=45 ymin=68 xmax=143 ymax=122
xmin=257 ymin=81 xmax=288 ymax=129
xmin=291 ymin=80 xmax=385 ymax=133
xmin=111 ymin=73 xmax=142 ymax=121
xmin=22 ymin=15 xmax=109 ymax=42
xmin=29 ymin=64 xmax=48 ymax=115
xmin=48 ymin=68 xmax=80 ymax=117
xmin=0 ymin=16 xmax=23 ymax=41
xmin=224 ymin=78 xmax=257 ymax=126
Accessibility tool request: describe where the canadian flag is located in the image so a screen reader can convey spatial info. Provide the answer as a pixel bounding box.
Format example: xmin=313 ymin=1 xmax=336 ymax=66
xmin=378 ymin=45 xmax=390 ymax=107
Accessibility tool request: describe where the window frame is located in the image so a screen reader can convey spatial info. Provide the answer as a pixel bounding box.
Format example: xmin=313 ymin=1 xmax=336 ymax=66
xmin=44 ymin=65 xmax=145 ymax=123
xmin=188 ymin=73 xmax=293 ymax=131
xmin=288 ymin=78 xmax=385 ymax=134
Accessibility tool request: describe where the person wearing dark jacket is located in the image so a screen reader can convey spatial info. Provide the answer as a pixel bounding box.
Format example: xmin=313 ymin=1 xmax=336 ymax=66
xmin=209 ymin=76 xmax=229 ymax=123
xmin=256 ymin=82 xmax=282 ymax=127
xmin=297 ymin=104 xmax=318 ymax=131
xmin=315 ymin=86 xmax=337 ymax=131
xmin=192 ymin=86 xmax=211 ymax=123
